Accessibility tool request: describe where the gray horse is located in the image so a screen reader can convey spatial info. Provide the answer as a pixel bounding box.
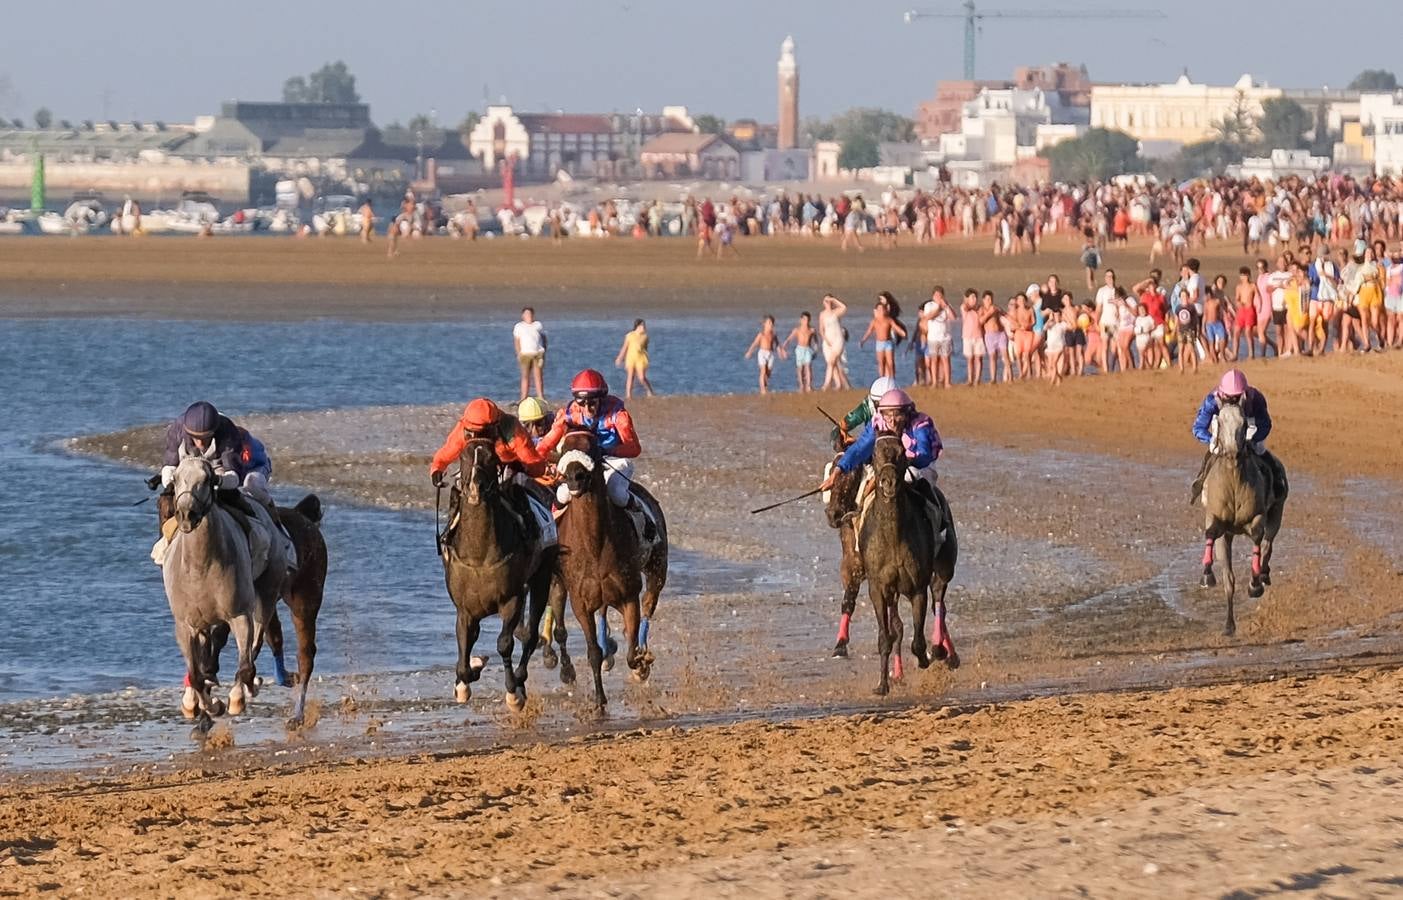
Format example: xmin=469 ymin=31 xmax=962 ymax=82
xmin=164 ymin=457 xmax=287 ymax=726
xmin=1198 ymin=401 xmax=1288 ymax=636
xmin=858 ymin=435 xmax=958 ymax=696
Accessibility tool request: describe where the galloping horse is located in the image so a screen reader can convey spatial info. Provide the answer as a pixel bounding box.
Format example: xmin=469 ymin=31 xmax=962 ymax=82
xmin=555 ymin=429 xmax=668 ymax=710
xmin=858 ymin=435 xmax=958 ymax=696
xmin=159 ymin=483 xmax=327 ymax=727
xmin=441 ymin=438 xmax=554 ymax=709
xmin=823 ymin=452 xmax=865 ymax=658
xmin=162 ymin=457 xmax=282 ymax=727
xmin=1198 ymin=401 xmax=1288 ymax=636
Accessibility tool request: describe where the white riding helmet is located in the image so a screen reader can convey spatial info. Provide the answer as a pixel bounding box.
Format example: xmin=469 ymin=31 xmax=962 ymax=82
xmin=869 ymin=376 xmax=899 ymax=402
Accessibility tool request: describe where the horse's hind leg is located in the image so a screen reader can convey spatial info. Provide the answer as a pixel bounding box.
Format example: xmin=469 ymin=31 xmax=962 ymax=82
xmin=1248 ymin=531 xmax=1267 ymax=599
xmin=546 ymin=574 xmax=575 ymax=684
xmin=226 ymin=614 xmax=257 ymax=716
xmin=910 ymin=587 xmax=932 ymax=669
xmin=264 ymin=610 xmax=293 ymax=688
xmin=870 ymin=588 xmax=893 ymax=696
xmin=1219 ymin=533 xmax=1237 ymax=637
xmin=176 ymin=622 xmax=214 ymax=727
xmin=454 ymin=608 xmax=483 ymax=703
xmin=499 ymin=597 xmax=525 ymax=710
xmin=286 ymin=581 xmax=323 ymax=726
xmin=513 ymin=569 xmax=550 ymax=703
xmin=1200 ymin=527 xmax=1219 ymax=588
xmin=929 ymin=574 xmax=959 ymax=668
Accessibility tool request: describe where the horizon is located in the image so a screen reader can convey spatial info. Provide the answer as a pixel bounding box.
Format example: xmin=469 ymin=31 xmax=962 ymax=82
xmin=0 ymin=0 xmax=1396 ymax=128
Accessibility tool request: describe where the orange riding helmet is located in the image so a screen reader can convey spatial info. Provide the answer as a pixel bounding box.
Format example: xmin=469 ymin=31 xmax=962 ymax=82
xmin=462 ymin=398 xmax=502 ymax=430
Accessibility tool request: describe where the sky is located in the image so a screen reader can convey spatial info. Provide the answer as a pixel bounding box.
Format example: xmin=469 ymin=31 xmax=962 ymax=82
xmin=0 ymin=0 xmax=1396 ymax=128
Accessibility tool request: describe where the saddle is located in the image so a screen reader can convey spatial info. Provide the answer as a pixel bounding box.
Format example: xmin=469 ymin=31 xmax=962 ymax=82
xmin=853 ymin=473 xmax=949 ymax=549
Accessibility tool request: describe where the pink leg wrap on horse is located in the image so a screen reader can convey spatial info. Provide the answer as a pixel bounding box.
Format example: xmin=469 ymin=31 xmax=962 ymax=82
xmin=931 ymin=605 xmax=947 ymax=645
xmin=1202 ymin=539 xmax=1214 ymax=567
xmin=837 ymin=612 xmax=851 ymax=643
xmin=1252 ymin=546 xmax=1262 ymax=576
xmin=891 ymin=653 xmax=903 ymax=681
xmin=183 ymin=672 xmax=191 ymax=688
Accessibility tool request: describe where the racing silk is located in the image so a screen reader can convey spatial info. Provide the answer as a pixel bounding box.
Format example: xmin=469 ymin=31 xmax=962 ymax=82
xmin=830 ymin=398 xmax=875 ymax=445
xmin=430 ymin=413 xmax=547 ymax=479
xmin=836 ymin=412 xmax=941 ymax=473
xmin=1192 ymin=388 xmax=1272 ymax=445
xmin=538 ymin=395 xmax=642 ymax=458
xmin=163 ymin=415 xmax=268 ymax=481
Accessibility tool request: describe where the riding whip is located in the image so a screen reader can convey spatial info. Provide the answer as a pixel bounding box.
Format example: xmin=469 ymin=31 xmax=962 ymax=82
xmin=750 ymin=486 xmax=824 ymax=515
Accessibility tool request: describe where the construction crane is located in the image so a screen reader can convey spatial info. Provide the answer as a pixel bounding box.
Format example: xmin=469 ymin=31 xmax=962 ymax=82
xmin=904 ymin=2 xmax=1165 ymax=81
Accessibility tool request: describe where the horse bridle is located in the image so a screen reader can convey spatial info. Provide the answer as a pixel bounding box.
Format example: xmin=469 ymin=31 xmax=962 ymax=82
xmin=173 ymin=459 xmax=216 ymax=526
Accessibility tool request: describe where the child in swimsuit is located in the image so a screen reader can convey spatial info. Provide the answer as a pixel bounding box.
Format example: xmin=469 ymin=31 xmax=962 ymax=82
xmin=784 ymin=311 xmax=819 ymax=393
xmin=860 ymin=299 xmax=906 ymax=379
xmin=744 ymin=315 xmax=786 ymax=394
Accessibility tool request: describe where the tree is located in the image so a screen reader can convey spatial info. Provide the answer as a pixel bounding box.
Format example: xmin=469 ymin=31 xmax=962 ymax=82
xmin=283 ymin=61 xmax=360 ymax=103
xmin=839 ymin=133 xmax=880 ymax=169
xmin=1349 ymin=69 xmax=1398 ymax=92
xmin=693 ymin=113 xmax=725 ymax=134
xmin=1258 ymin=97 xmax=1310 ymax=150
xmin=407 ymin=113 xmax=434 ymax=132
xmin=1309 ymin=102 xmax=1335 ymax=157
xmin=1154 ymin=139 xmax=1245 ymax=182
xmin=1213 ymin=90 xmax=1256 ymax=147
xmin=804 ymin=108 xmax=915 ymax=166
xmin=457 ymin=112 xmax=481 ymax=136
xmin=33 ymin=107 xmax=51 ymax=129
xmin=1039 ymin=128 xmax=1143 ymax=181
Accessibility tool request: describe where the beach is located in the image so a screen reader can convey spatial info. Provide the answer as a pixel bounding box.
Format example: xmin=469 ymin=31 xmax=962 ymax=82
xmin=4 ymin=237 xmax=1403 ymax=895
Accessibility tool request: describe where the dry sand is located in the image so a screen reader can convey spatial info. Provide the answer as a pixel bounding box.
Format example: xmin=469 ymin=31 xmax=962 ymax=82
xmin=8 ymin=238 xmax=1403 ymax=896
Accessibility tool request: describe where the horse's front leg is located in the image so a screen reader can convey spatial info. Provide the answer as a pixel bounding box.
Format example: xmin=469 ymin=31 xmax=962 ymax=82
xmin=454 ymin=608 xmax=483 ymax=703
xmin=888 ymin=598 xmax=905 ymax=683
xmin=498 ymin=597 xmax=524 ymax=710
xmin=930 ymin=572 xmax=959 ymax=668
xmin=1200 ymin=525 xmax=1219 ymax=587
xmin=870 ymin=587 xmax=892 ymax=696
xmin=548 ymin=574 xmax=575 ymax=684
xmin=264 ymin=610 xmax=293 ymax=688
xmin=833 ymin=526 xmax=862 ymax=658
xmin=622 ymin=600 xmax=650 ymax=682
xmin=227 ymin=613 xmax=257 ymax=716
xmin=514 ymin=568 xmax=550 ymax=698
xmin=910 ymin=586 xmax=931 ymax=669
xmin=1219 ymin=533 xmax=1236 ymax=637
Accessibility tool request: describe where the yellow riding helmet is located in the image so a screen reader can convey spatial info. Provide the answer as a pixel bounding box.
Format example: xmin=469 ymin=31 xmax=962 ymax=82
xmin=518 ymin=396 xmax=547 ymax=423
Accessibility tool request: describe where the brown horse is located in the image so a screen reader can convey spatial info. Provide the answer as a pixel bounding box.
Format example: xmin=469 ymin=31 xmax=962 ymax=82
xmin=858 ymin=435 xmax=958 ymax=696
xmin=555 ymin=430 xmax=668 ymax=710
xmin=823 ymin=452 xmax=865 ymax=658
xmin=441 ymin=438 xmax=554 ymax=708
xmin=159 ymin=487 xmax=327 ymax=727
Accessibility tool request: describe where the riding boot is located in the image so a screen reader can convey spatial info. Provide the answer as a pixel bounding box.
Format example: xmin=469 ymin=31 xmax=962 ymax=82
xmin=1259 ymin=449 xmax=1289 ymax=501
xmin=624 ymin=495 xmax=657 ymax=545
xmin=1188 ymin=450 xmax=1212 ymax=505
xmin=217 ymin=486 xmax=259 ymax=520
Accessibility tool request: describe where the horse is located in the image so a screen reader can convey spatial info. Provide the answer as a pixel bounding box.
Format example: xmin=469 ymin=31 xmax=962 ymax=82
xmin=823 ymin=452 xmax=865 ymax=658
xmin=1198 ymin=401 xmax=1288 ymax=636
xmin=440 ymin=438 xmax=554 ymax=709
xmin=163 ymin=457 xmax=285 ymax=727
xmin=857 ymin=435 xmax=959 ymax=696
xmin=159 ymin=488 xmax=328 ymax=727
xmin=555 ymin=430 xmax=668 ymax=710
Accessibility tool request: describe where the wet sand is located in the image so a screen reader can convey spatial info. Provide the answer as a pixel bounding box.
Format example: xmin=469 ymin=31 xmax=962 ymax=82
xmin=9 ymin=239 xmax=1403 ymax=894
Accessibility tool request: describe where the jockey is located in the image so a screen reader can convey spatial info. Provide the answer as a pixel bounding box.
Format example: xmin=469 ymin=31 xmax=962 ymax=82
xmin=429 ymin=398 xmax=547 ymax=485
xmin=161 ymin=401 xmax=271 ymax=511
xmin=516 ymin=396 xmax=551 ymax=445
xmin=819 ymin=389 xmax=943 ymax=508
xmin=538 ymin=368 xmax=654 ymax=541
xmin=1189 ymin=368 xmax=1284 ymax=502
xmin=831 ymin=376 xmax=899 ymax=450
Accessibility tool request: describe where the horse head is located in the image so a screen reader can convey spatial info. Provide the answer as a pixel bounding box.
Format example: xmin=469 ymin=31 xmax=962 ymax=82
xmin=172 ymin=456 xmax=216 ymax=534
xmin=459 ymin=438 xmax=500 ymax=507
xmin=873 ymin=434 xmax=908 ymax=501
xmin=557 ymin=429 xmax=601 ymax=500
xmin=824 ymin=453 xmax=862 ymax=528
xmin=1214 ymin=400 xmax=1249 ymax=459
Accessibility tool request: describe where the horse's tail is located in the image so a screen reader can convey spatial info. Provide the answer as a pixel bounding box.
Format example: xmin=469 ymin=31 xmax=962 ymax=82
xmin=293 ymin=494 xmax=323 ymax=525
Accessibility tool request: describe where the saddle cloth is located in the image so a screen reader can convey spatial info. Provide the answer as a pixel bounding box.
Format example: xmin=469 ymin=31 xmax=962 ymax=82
xmin=151 ymin=490 xmax=292 ymax=577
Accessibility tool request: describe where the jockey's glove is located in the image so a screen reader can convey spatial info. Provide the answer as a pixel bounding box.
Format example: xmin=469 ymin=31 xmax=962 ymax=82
xmin=432 ymin=470 xmax=445 ymax=488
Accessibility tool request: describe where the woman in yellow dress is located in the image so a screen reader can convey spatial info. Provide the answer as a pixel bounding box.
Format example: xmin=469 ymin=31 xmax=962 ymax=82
xmin=614 ymin=318 xmax=655 ymax=399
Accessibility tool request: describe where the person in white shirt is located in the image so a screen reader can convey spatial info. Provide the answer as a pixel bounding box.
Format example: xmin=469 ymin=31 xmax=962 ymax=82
xmin=1094 ymin=268 xmax=1119 ymax=372
xmin=513 ymin=307 xmax=548 ymax=401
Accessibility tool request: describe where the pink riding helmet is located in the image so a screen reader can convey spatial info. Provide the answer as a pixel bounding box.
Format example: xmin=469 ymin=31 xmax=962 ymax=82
xmin=1216 ymin=369 xmax=1248 ymax=399
xmin=877 ymin=388 xmax=914 ymax=410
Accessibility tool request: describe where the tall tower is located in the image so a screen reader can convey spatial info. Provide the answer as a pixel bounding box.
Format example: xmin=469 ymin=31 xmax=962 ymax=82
xmin=777 ymin=35 xmax=798 ymax=150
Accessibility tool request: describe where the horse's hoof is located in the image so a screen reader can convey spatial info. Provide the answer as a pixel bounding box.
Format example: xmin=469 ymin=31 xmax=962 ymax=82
xmin=208 ymin=698 xmax=227 ymax=717
xmin=602 ymin=655 xmax=615 ymax=672
xmin=628 ymin=669 xmax=644 ymax=684
xmin=873 ymin=683 xmax=890 ymax=697
xmin=470 ymin=656 xmax=488 ymax=672
xmin=1248 ymin=582 xmax=1265 ymax=599
xmin=559 ymin=661 xmax=577 ymax=685
xmin=286 ymin=716 xmax=304 ymax=731
xmin=454 ymin=682 xmax=471 ymax=704
xmin=944 ymin=650 xmax=961 ymax=670
xmin=181 ymin=687 xmax=199 ymax=719
xmin=1262 ymin=573 xmax=1272 ymax=586
xmin=191 ymin=717 xmax=214 ymax=739
xmin=831 ymin=644 xmax=849 ymax=659
xmin=505 ymin=691 xmax=524 ymax=711
xmin=1224 ymin=623 xmax=1237 ymax=638
xmin=931 ymin=644 xmax=948 ymax=662
xmin=542 ymin=649 xmax=559 ymax=670
xmin=1201 ymin=573 xmax=1217 ymax=588
xmin=227 ymin=698 xmax=245 ymax=716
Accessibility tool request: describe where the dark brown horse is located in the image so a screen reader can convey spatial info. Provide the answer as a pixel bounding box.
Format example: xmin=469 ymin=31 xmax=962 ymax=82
xmin=555 ymin=430 xmax=668 ymax=710
xmin=823 ymin=452 xmax=865 ymax=658
xmin=158 ymin=486 xmax=328 ymax=727
xmin=858 ymin=435 xmax=958 ymax=696
xmin=441 ymin=438 xmax=554 ymax=709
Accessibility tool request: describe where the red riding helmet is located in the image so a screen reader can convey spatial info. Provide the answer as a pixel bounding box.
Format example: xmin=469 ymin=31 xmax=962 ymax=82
xmin=570 ymin=368 xmax=609 ymax=399
xmin=462 ymin=398 xmax=502 ymax=430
